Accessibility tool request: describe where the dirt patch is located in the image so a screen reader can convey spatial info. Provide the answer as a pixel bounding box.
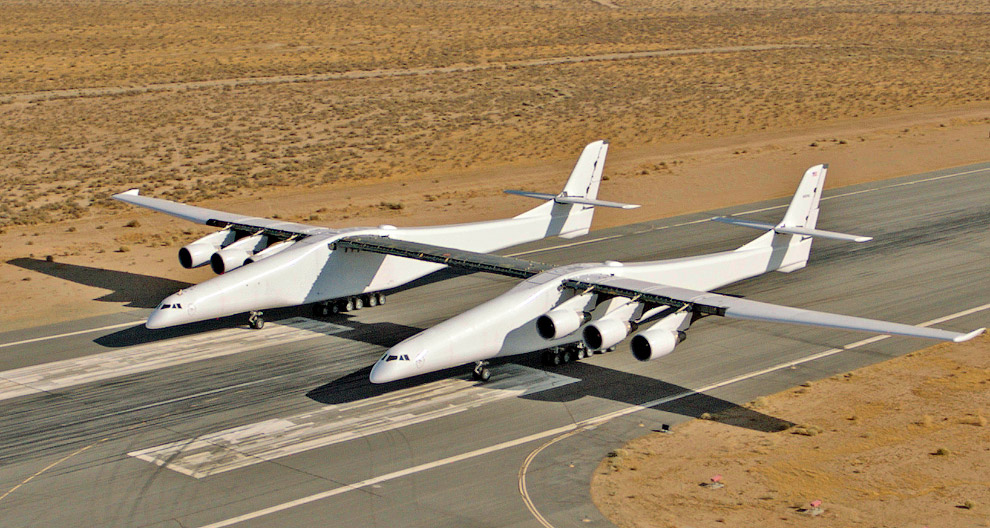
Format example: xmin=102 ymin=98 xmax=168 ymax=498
xmin=592 ymin=334 xmax=990 ymax=527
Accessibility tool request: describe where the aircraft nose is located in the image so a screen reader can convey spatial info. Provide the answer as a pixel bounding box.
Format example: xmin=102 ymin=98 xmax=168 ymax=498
xmin=369 ymin=347 xmax=421 ymax=384
xmin=146 ymin=307 xmax=174 ymax=329
xmin=146 ymin=295 xmax=189 ymax=329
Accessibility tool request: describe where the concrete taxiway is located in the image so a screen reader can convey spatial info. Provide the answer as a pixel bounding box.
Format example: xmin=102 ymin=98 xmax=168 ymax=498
xmin=1 ymin=163 xmax=987 ymax=527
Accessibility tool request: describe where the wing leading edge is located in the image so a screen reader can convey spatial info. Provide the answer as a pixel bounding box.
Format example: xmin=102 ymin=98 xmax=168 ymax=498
xmin=565 ymin=276 xmax=985 ymax=343
xmin=112 ymin=189 xmax=324 ymax=237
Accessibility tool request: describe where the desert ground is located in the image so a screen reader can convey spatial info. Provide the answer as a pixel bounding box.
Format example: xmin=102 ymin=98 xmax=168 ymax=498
xmin=0 ymin=1 xmax=988 ymax=522
xmin=592 ymin=334 xmax=990 ymax=528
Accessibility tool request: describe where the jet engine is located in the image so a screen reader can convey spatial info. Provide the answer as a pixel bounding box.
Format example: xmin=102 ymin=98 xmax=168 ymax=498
xmin=244 ymin=240 xmax=297 ymax=265
xmin=536 ymin=308 xmax=591 ymax=340
xmin=210 ymin=234 xmax=267 ymax=274
xmin=582 ymin=317 xmax=636 ymax=351
xmin=178 ymin=229 xmax=236 ymax=269
xmin=630 ymin=328 xmax=686 ymax=362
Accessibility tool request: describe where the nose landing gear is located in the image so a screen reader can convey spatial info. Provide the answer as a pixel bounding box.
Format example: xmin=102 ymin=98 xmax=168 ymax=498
xmin=248 ymin=311 xmax=265 ymax=329
xmin=472 ymin=361 xmax=491 ymax=382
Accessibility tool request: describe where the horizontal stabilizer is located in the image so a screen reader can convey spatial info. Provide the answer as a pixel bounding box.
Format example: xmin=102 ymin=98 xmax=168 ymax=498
xmin=712 ymin=216 xmax=872 ymax=242
xmin=504 ymin=189 xmax=639 ymax=209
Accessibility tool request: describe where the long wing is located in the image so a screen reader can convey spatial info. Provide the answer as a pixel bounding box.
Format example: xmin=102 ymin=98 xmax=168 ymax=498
xmin=112 ymin=189 xmax=327 ymax=237
xmin=564 ymin=276 xmax=985 ymax=343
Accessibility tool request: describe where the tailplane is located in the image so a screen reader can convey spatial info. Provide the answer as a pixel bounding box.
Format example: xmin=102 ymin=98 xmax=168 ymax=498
xmin=720 ymin=164 xmax=871 ymax=272
xmin=509 ymin=140 xmax=638 ymax=239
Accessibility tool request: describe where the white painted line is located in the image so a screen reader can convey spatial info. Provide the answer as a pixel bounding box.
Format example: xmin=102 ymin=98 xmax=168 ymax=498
xmin=130 ymin=365 xmax=578 ymax=478
xmin=0 ymin=321 xmax=143 ymax=349
xmin=199 ymin=303 xmax=990 ymax=528
xmin=0 ymin=318 xmax=350 ymax=401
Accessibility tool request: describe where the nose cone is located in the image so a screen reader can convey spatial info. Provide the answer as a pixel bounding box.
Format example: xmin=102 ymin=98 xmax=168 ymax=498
xmin=369 ymin=343 xmax=422 ymax=384
xmin=146 ymin=294 xmax=192 ymax=329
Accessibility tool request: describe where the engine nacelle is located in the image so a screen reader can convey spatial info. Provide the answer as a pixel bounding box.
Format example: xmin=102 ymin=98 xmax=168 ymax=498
xmin=582 ymin=317 xmax=634 ymax=351
xmin=178 ymin=229 xmax=236 ymax=269
xmin=210 ymin=234 xmax=267 ymax=274
xmin=244 ymin=240 xmax=297 ymax=265
xmin=630 ymin=328 xmax=686 ymax=362
xmin=536 ymin=308 xmax=591 ymax=340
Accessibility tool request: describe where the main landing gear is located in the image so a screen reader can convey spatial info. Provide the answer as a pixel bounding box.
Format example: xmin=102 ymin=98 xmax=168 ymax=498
xmin=540 ymin=343 xmax=591 ymax=366
xmin=248 ymin=311 xmax=265 ymax=329
xmin=312 ymin=293 xmax=387 ymax=317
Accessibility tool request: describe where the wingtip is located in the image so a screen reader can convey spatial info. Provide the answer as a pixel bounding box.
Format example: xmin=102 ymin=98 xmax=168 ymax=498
xmin=853 ymin=236 xmax=874 ymax=243
xmin=953 ymin=328 xmax=986 ymax=343
xmin=621 ymin=204 xmax=641 ymax=209
xmin=113 ymin=189 xmax=140 ymax=198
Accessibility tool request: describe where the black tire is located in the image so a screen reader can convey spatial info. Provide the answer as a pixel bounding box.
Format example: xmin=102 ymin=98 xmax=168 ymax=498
xmin=353 ymin=296 xmax=364 ymax=310
xmin=473 ymin=367 xmax=491 ymax=382
xmin=376 ymin=293 xmax=387 ymax=305
xmin=366 ymin=294 xmax=378 ymax=307
xmin=250 ymin=316 xmax=264 ymax=329
xmin=344 ymin=298 xmax=355 ymax=311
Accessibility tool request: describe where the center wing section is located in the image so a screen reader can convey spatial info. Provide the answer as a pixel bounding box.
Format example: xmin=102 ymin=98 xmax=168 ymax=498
xmin=332 ymin=235 xmax=555 ymax=279
xmin=564 ymin=276 xmax=984 ymax=343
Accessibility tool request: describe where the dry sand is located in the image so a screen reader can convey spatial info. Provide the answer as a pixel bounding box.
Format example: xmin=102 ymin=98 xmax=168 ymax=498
xmin=592 ymin=335 xmax=990 ymax=528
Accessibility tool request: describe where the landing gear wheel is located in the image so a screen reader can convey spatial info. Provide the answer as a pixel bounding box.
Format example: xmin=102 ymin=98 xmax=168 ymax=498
xmin=248 ymin=312 xmax=265 ymax=330
xmin=376 ymin=293 xmax=387 ymax=305
xmin=541 ymin=349 xmax=556 ymax=366
xmin=472 ymin=362 xmax=491 ymax=382
xmin=344 ymin=298 xmax=355 ymax=311
xmin=353 ymin=296 xmax=364 ymax=310
xmin=365 ymin=294 xmax=378 ymax=307
xmin=552 ymin=350 xmax=564 ymax=366
xmin=577 ymin=347 xmax=589 ymax=360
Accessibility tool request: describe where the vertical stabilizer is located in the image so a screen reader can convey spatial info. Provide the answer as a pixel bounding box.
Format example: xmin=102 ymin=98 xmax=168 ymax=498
xmin=773 ymin=164 xmax=827 ymax=272
xmin=514 ymin=140 xmax=611 ymax=239
xmin=734 ymin=164 xmax=827 ymax=272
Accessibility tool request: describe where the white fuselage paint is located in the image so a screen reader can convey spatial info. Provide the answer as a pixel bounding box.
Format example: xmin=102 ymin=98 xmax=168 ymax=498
xmin=147 ymin=205 xmax=594 ymax=329
xmin=370 ymin=235 xmax=805 ymax=383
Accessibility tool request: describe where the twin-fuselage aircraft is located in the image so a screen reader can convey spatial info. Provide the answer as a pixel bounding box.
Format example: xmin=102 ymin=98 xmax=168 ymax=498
xmin=115 ymin=146 xmax=983 ymax=387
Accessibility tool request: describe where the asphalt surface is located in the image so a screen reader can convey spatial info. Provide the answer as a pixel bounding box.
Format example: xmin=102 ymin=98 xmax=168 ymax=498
xmin=1 ymin=163 xmax=987 ymax=528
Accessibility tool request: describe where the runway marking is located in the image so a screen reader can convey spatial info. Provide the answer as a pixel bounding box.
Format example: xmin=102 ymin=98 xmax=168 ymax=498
xmin=0 ymin=320 xmax=143 ymax=350
xmin=129 ymin=365 xmax=577 ymax=478
xmin=509 ymin=164 xmax=990 ymax=256
xmin=0 ymin=438 xmax=107 ymax=503
xmin=0 ymin=318 xmax=349 ymax=402
xmin=200 ymin=302 xmax=990 ymax=528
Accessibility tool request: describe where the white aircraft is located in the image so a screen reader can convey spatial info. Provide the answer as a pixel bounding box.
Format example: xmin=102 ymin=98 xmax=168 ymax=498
xmin=367 ymin=164 xmax=985 ymax=383
xmin=113 ymin=140 xmax=637 ymax=329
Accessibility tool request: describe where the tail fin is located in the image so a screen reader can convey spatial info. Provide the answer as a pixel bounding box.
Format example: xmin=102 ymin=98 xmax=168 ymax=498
xmin=511 ymin=140 xmax=637 ymax=239
xmin=727 ymin=164 xmax=870 ymax=272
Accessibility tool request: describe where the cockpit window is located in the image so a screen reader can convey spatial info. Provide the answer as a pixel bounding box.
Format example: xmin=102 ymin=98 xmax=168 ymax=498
xmin=384 ymin=354 xmax=410 ymax=362
xmin=159 ymin=303 xmax=182 ymax=310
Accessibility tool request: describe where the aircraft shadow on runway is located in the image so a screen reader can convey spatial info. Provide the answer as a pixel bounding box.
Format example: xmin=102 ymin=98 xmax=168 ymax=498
xmin=306 ymin=353 xmax=793 ymax=434
xmin=8 ymin=257 xmax=192 ymax=309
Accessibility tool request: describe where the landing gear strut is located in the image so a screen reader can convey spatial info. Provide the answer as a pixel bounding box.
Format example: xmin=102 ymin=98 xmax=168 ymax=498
xmin=248 ymin=311 xmax=265 ymax=329
xmin=472 ymin=361 xmax=491 ymax=382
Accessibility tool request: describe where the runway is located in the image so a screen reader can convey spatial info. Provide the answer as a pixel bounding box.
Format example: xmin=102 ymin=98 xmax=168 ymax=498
xmin=1 ymin=163 xmax=987 ymax=527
